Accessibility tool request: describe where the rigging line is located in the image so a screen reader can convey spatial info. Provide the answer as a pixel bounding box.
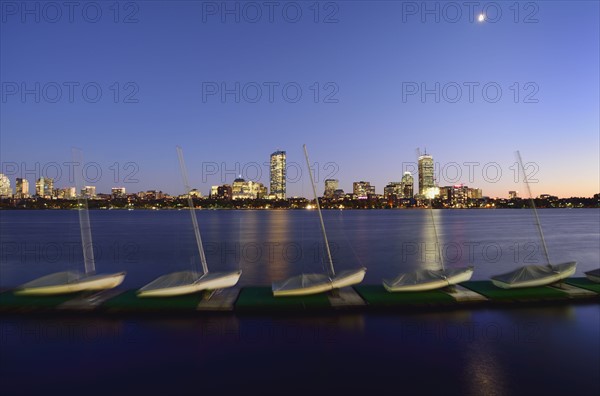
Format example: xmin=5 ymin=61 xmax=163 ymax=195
xmin=177 ymin=146 xmax=209 ymax=274
xmin=516 ymin=151 xmax=551 ymax=268
xmin=72 ymin=147 xmax=96 ymax=275
xmin=337 ymin=209 xmax=366 ymax=268
xmin=303 ymin=144 xmax=335 ymax=277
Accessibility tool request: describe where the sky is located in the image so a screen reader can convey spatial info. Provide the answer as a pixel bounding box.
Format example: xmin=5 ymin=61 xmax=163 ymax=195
xmin=1 ymin=1 xmax=599 ymax=198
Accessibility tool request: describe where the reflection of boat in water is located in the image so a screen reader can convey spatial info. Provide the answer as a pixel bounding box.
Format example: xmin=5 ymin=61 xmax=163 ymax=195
xmin=16 ymin=149 xmax=126 ymax=295
xmin=383 ymin=159 xmax=473 ymax=292
xmin=584 ymin=268 xmax=600 ymax=283
xmin=491 ymin=151 xmax=576 ymax=289
xmin=138 ymin=146 xmax=241 ymax=297
xmin=272 ymin=145 xmax=366 ymax=297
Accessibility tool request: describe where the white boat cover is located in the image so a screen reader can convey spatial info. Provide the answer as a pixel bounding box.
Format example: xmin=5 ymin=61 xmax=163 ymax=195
xmin=139 ymin=271 xmax=201 ymax=291
xmin=196 ymin=271 xmax=240 ymax=282
xmin=491 ymin=262 xmax=576 ymax=285
xmin=331 ymin=268 xmax=366 ymax=288
xmin=385 ymin=267 xmax=472 ymax=288
xmin=585 ymin=268 xmax=600 ymax=283
xmin=272 ymin=273 xmax=331 ymax=293
xmin=18 ymin=271 xmax=82 ymax=288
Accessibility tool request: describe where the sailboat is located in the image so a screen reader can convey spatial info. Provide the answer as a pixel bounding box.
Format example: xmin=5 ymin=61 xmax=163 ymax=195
xmin=383 ymin=194 xmax=473 ymax=292
xmin=491 ymin=151 xmax=576 ymax=289
xmin=137 ymin=147 xmax=241 ymax=297
xmin=15 ymin=150 xmax=126 ymax=296
xmin=584 ymin=269 xmax=600 ymax=283
xmin=272 ymin=145 xmax=366 ymax=297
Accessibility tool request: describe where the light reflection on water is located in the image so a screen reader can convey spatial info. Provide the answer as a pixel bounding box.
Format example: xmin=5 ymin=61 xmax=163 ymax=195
xmin=1 ymin=208 xmax=598 ymax=393
xmin=0 ymin=304 xmax=600 ymax=395
xmin=1 ymin=209 xmax=598 ymax=288
xmin=3 ymin=304 xmax=596 ymax=394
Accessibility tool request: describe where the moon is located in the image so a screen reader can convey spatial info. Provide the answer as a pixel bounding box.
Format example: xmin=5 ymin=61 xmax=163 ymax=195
xmin=478 ymin=13 xmax=485 ymax=22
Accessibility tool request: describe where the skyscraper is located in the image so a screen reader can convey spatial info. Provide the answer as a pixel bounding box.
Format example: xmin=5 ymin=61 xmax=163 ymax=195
xmin=384 ymin=182 xmax=402 ymax=199
xmin=15 ymin=178 xmax=29 ymax=198
xmin=401 ymin=172 xmax=414 ymax=198
xmin=35 ymin=177 xmax=54 ymax=198
xmin=270 ymin=150 xmax=286 ymax=200
xmin=0 ymin=174 xmax=12 ymax=197
xmin=232 ymin=177 xmax=266 ymax=200
xmin=324 ymin=179 xmax=339 ymax=198
xmin=353 ymin=181 xmax=371 ymax=199
xmin=418 ymin=152 xmax=435 ymax=197
xmin=82 ymin=186 xmax=96 ymax=198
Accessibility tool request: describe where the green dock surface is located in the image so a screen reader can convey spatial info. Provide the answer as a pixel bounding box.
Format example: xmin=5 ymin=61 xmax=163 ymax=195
xmin=565 ymin=278 xmax=600 ymax=294
xmin=102 ymin=290 xmax=205 ymax=312
xmin=0 ymin=291 xmax=80 ymax=311
xmin=354 ymin=285 xmax=456 ymax=307
xmin=235 ymin=287 xmax=330 ymax=311
xmin=0 ymin=279 xmax=597 ymax=314
xmin=460 ymin=281 xmax=569 ymax=301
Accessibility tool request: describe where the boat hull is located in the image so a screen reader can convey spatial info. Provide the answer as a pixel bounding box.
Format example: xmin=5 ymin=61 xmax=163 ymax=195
xmin=331 ymin=268 xmax=367 ymax=289
xmin=137 ymin=270 xmax=242 ymax=297
xmin=272 ymin=268 xmax=366 ymax=297
xmin=383 ymin=267 xmax=474 ymax=292
xmin=584 ymin=269 xmax=600 ymax=283
xmin=15 ymin=272 xmax=126 ymax=296
xmin=491 ymin=262 xmax=576 ymax=289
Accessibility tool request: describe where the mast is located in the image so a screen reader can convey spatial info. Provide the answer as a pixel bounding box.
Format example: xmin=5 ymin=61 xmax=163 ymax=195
xmin=303 ymin=144 xmax=335 ymax=277
xmin=72 ymin=148 xmax=95 ymax=275
xmin=516 ymin=151 xmax=551 ymax=268
xmin=177 ymin=146 xmax=209 ymax=274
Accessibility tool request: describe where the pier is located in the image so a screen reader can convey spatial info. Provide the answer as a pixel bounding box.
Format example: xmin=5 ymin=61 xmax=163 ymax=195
xmin=0 ymin=278 xmax=598 ymax=315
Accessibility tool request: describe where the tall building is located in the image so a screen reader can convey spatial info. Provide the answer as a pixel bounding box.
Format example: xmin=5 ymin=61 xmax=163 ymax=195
xmin=353 ymin=181 xmax=371 ymax=199
xmin=81 ymin=186 xmax=96 ymax=198
xmin=450 ymin=184 xmax=469 ymax=208
xmin=15 ymin=178 xmax=29 ymax=198
xmin=418 ymin=152 xmax=435 ymax=197
xmin=401 ymin=172 xmax=414 ymax=198
xmin=508 ymin=190 xmax=518 ymax=199
xmin=212 ymin=184 xmax=232 ymax=200
xmin=468 ymin=188 xmax=482 ymax=199
xmin=112 ymin=187 xmax=127 ymax=198
xmin=56 ymin=187 xmax=77 ymax=199
xmin=270 ymin=150 xmax=286 ymax=200
xmin=324 ymin=179 xmax=339 ymax=198
xmin=384 ymin=182 xmax=402 ymax=199
xmin=36 ymin=177 xmax=54 ymax=198
xmin=232 ymin=177 xmax=266 ymax=200
xmin=0 ymin=174 xmax=11 ymax=197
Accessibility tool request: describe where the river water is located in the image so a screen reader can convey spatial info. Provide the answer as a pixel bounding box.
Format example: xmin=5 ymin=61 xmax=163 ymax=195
xmin=0 ymin=209 xmax=598 ymax=395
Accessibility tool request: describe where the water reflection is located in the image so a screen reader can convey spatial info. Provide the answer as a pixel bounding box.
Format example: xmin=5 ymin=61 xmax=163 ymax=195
xmin=263 ymin=211 xmax=292 ymax=284
xmin=465 ymin=340 xmax=506 ymax=396
xmin=1 ymin=209 xmax=598 ymax=288
xmin=420 ymin=209 xmax=443 ymax=271
xmin=0 ymin=306 xmax=598 ymax=395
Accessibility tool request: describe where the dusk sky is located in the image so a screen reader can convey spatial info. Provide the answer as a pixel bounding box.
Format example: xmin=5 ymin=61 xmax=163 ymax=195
xmin=1 ymin=1 xmax=598 ymax=198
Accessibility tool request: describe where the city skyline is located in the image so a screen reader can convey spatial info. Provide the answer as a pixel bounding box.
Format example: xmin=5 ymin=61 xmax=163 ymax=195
xmin=1 ymin=144 xmax=597 ymax=200
xmin=1 ymin=2 xmax=598 ymax=198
